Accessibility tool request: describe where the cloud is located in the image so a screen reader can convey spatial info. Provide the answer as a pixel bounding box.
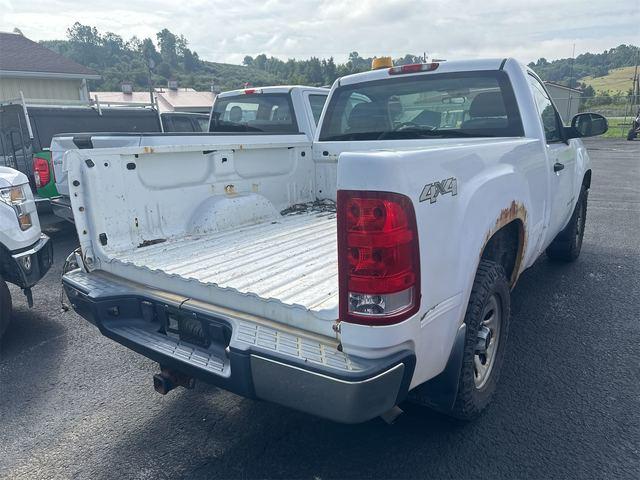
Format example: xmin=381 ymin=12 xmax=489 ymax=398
xmin=1 ymin=0 xmax=637 ymax=65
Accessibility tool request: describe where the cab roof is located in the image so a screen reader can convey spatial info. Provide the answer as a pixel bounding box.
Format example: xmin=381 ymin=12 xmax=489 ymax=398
xmin=217 ymin=85 xmax=330 ymax=98
xmin=338 ymin=58 xmax=511 ymax=86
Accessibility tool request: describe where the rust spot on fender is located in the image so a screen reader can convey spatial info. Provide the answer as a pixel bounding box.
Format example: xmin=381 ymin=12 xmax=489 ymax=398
xmin=481 ymin=200 xmax=528 ymax=287
xmin=143 ymin=146 xmax=155 ymax=154
xmin=497 ymin=200 xmax=527 ymax=229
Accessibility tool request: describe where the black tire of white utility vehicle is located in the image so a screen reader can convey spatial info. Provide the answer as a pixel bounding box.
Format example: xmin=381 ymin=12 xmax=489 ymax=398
xmin=0 ymin=278 xmax=12 ymax=339
xmin=449 ymin=260 xmax=511 ymax=421
xmin=627 ymin=129 xmax=637 ymax=141
xmin=546 ymin=185 xmax=588 ymax=262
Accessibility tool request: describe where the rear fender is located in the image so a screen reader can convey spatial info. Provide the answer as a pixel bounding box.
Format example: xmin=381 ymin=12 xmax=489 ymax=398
xmin=456 ymin=165 xmax=530 ymax=314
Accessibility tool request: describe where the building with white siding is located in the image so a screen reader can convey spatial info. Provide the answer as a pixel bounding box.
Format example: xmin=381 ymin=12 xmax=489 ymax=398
xmin=0 ymin=32 xmax=99 ymax=102
xmin=544 ymin=82 xmax=583 ymax=122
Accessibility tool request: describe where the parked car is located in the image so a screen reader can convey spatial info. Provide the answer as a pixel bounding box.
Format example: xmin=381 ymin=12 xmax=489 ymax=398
xmin=0 ymin=167 xmax=53 ymax=339
xmin=51 ymin=86 xmax=329 ymax=222
xmin=60 ymin=60 xmax=606 ymax=423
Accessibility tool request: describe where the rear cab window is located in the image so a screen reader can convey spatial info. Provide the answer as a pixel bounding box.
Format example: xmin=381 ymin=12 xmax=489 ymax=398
xmin=319 ymin=71 xmax=524 ymax=141
xmin=169 ymin=115 xmax=196 ymax=132
xmin=210 ymin=93 xmax=299 ymax=133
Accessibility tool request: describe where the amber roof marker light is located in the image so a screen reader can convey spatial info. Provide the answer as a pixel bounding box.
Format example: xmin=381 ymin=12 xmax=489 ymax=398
xmin=371 ymin=57 xmax=394 ymax=70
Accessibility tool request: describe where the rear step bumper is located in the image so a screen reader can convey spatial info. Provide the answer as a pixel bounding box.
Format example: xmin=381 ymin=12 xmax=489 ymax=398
xmin=63 ymin=269 xmax=415 ymax=423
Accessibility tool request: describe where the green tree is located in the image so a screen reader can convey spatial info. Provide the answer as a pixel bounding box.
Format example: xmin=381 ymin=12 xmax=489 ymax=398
xmin=157 ymin=62 xmax=172 ymax=79
xmin=156 ymin=29 xmax=178 ymax=66
xmin=140 ymin=38 xmax=161 ymax=67
xmin=322 ymin=57 xmax=337 ymax=84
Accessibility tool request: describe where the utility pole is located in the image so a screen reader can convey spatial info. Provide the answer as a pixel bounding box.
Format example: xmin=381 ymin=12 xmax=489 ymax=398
xmin=147 ymin=58 xmax=156 ymax=106
xmin=567 ymin=43 xmax=576 ymax=120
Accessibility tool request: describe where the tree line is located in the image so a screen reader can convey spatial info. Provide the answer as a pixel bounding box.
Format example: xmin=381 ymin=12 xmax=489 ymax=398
xmin=40 ymin=23 xmax=424 ymax=91
xmin=242 ymin=52 xmax=424 ymax=86
xmin=41 ymin=23 xmax=638 ymax=95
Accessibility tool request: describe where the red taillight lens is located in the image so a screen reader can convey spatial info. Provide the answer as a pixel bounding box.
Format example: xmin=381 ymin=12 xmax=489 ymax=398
xmin=33 ymin=156 xmax=50 ymax=188
xmin=337 ymin=190 xmax=420 ymax=325
xmin=388 ymin=62 xmax=439 ymax=75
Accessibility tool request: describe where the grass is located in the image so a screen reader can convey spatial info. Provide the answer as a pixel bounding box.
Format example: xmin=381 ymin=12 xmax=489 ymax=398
xmin=600 ymin=116 xmax=633 ymax=138
xmin=580 ymin=66 xmax=637 ymax=94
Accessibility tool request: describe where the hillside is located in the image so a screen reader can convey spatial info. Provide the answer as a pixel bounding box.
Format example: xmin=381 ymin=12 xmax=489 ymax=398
xmin=528 ymin=44 xmax=639 ymax=89
xmin=580 ymin=66 xmax=637 ymax=94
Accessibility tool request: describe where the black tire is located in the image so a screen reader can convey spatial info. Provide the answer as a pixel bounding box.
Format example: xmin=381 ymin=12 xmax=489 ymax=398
xmin=627 ymin=129 xmax=637 ymax=141
xmin=546 ymin=185 xmax=588 ymax=262
xmin=0 ymin=278 xmax=12 ymax=340
xmin=449 ymin=260 xmax=511 ymax=420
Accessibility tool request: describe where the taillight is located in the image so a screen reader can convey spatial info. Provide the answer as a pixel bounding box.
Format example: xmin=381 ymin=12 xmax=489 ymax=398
xmin=337 ymin=190 xmax=420 ymax=325
xmin=388 ymin=62 xmax=439 ymax=75
xmin=33 ymin=156 xmax=50 ymax=188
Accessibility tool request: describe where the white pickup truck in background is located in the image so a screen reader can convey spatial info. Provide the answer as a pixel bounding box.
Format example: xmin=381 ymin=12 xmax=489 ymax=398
xmin=50 ymin=86 xmax=329 ymax=222
xmin=0 ymin=167 xmax=53 ymax=338
xmin=61 ymin=58 xmax=607 ymax=423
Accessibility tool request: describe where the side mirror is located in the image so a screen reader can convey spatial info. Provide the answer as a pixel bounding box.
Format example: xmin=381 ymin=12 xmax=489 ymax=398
xmin=568 ymin=112 xmax=608 ymax=138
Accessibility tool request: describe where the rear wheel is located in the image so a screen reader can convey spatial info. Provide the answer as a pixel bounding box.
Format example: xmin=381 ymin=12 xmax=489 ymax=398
xmin=0 ymin=278 xmax=12 ymax=339
xmin=546 ymin=185 xmax=588 ymax=262
xmin=450 ymin=260 xmax=511 ymax=420
xmin=627 ymin=129 xmax=637 ymax=141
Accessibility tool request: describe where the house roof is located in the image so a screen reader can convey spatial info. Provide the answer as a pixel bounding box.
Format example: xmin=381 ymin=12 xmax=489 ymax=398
xmin=90 ymin=89 xmax=215 ymax=113
xmin=0 ymin=32 xmax=99 ymax=79
xmin=156 ymin=89 xmax=215 ymax=112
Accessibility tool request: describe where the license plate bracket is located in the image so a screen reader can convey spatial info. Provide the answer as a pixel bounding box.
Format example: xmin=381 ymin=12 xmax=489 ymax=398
xmin=163 ymin=307 xmax=230 ymax=349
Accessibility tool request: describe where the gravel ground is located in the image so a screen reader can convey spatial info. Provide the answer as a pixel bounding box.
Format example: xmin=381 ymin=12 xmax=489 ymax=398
xmin=1 ymin=138 xmax=638 ymax=479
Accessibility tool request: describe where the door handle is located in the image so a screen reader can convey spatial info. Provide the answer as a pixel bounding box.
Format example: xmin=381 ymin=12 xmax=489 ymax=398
xmin=553 ymin=162 xmax=565 ymax=172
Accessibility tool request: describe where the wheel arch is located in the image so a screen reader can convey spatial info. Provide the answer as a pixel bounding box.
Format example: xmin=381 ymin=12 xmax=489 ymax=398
xmin=479 ymin=218 xmax=526 ymax=288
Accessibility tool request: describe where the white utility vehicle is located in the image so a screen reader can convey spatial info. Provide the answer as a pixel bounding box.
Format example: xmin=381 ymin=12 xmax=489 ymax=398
xmin=61 ymin=59 xmax=606 ymax=422
xmin=0 ymin=167 xmax=53 ymax=338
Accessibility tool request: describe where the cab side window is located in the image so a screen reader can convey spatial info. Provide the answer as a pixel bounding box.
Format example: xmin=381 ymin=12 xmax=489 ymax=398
xmin=528 ymin=75 xmax=563 ymax=143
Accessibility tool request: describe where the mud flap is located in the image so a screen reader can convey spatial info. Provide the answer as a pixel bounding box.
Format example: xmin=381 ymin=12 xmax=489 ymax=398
xmin=410 ymin=323 xmax=466 ymax=412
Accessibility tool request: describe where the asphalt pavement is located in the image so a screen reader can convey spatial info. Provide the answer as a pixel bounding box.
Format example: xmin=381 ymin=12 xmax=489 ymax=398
xmin=1 ymin=138 xmax=638 ymax=479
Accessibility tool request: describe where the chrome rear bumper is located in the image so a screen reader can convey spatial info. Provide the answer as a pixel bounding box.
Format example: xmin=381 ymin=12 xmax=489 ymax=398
xmin=63 ymin=269 xmax=414 ymax=423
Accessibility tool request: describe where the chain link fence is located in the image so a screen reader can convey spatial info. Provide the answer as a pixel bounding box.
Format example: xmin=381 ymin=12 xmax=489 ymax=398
xmin=553 ymin=95 xmax=639 ymax=138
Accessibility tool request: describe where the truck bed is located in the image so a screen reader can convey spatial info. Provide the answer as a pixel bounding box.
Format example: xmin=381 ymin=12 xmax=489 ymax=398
xmin=104 ymin=210 xmax=339 ymax=321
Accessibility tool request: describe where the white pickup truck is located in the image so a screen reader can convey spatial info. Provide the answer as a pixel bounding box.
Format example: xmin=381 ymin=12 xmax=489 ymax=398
xmin=1 ymin=167 xmax=53 ymax=338
xmin=61 ymin=59 xmax=607 ymax=423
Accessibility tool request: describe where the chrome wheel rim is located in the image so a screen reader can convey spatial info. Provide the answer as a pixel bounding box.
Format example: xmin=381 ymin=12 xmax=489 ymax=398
xmin=474 ymin=294 xmax=501 ymax=389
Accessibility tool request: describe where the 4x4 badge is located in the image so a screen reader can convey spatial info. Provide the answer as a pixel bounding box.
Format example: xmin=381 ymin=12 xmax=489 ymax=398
xmin=420 ymin=177 xmax=458 ymax=204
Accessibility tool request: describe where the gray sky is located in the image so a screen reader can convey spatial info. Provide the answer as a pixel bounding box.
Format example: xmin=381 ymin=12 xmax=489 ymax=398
xmin=2 ymin=0 xmax=639 ymax=64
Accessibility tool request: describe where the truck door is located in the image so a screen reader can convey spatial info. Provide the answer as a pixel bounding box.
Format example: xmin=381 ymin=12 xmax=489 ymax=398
xmin=527 ymin=75 xmax=576 ymax=239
